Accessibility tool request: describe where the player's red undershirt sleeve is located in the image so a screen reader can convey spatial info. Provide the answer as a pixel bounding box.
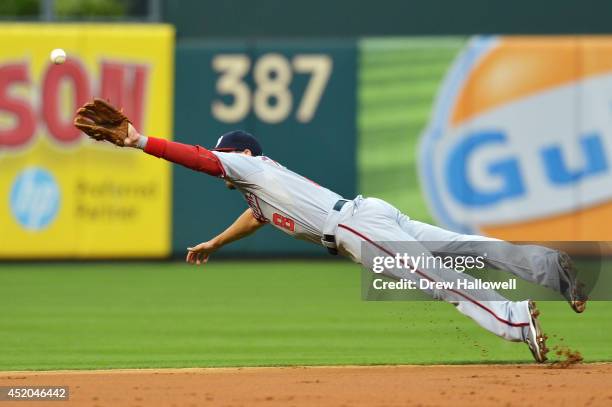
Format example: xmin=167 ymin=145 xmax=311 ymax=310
xmin=143 ymin=136 xmax=225 ymax=177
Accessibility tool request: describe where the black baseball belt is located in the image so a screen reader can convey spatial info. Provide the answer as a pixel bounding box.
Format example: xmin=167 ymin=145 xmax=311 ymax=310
xmin=321 ymin=199 xmax=349 ymax=255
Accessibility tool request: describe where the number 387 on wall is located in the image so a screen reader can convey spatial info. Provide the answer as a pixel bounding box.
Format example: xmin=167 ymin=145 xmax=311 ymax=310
xmin=211 ymin=53 xmax=332 ymax=124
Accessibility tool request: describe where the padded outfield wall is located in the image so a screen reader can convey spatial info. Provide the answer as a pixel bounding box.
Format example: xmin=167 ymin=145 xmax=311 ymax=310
xmin=173 ymin=36 xmax=612 ymax=257
xmin=4 ymin=32 xmax=612 ymax=258
xmin=172 ymin=40 xmax=357 ymax=256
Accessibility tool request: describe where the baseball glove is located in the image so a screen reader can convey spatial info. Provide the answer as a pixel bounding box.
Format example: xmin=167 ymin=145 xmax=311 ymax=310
xmin=73 ymin=99 xmax=131 ymax=146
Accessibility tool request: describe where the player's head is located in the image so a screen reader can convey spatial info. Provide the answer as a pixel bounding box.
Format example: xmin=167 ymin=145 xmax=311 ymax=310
xmin=213 ymin=130 xmax=262 ymax=190
xmin=212 ymin=130 xmax=262 ymax=157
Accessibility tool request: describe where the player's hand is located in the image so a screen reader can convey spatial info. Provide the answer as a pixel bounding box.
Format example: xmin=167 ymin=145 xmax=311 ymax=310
xmin=186 ymin=241 xmax=218 ymax=266
xmin=124 ymin=123 xmax=142 ymax=148
xmin=74 ymin=98 xmax=135 ymax=147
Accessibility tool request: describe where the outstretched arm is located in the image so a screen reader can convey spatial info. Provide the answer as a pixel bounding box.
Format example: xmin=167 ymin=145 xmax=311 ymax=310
xmin=186 ymin=208 xmax=265 ymax=266
xmin=126 ymin=124 xmax=224 ymax=177
xmin=73 ymin=100 xmax=224 ymax=176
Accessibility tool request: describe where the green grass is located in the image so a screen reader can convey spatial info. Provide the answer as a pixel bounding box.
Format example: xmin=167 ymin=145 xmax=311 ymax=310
xmin=1 ymin=261 xmax=610 ymax=371
xmin=2 ymin=38 xmax=611 ymax=372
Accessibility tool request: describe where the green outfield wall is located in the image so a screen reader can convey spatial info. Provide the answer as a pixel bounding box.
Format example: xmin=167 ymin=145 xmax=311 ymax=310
xmin=170 ymin=37 xmax=466 ymax=257
xmin=163 ymin=0 xmax=612 ymax=38
xmin=172 ymin=40 xmax=357 ymax=256
xmin=172 ymin=35 xmax=612 ymax=256
xmin=358 ymin=38 xmax=465 ymax=224
xmin=6 ymin=30 xmax=611 ymax=259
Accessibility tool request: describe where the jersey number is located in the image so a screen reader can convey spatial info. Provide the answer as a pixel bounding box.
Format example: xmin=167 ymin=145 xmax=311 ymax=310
xmin=273 ymin=213 xmax=295 ymax=232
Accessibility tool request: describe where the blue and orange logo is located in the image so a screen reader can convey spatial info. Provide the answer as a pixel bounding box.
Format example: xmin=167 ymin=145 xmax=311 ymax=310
xmin=420 ymin=36 xmax=612 ymax=240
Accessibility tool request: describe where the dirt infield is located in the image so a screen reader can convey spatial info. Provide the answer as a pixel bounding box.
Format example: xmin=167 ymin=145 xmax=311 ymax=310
xmin=2 ymin=363 xmax=611 ymax=407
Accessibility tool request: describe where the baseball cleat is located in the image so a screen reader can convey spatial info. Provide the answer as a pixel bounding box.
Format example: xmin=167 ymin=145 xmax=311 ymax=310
xmin=557 ymin=251 xmax=587 ymax=313
xmin=525 ymin=300 xmax=548 ymax=363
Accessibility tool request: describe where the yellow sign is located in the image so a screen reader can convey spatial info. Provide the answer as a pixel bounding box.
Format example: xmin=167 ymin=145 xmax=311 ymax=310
xmin=0 ymin=24 xmax=174 ymax=258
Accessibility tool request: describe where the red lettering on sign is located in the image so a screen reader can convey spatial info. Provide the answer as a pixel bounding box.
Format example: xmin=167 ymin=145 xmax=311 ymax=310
xmin=100 ymin=62 xmax=148 ymax=130
xmin=0 ymin=57 xmax=150 ymax=150
xmin=42 ymin=59 xmax=91 ymax=143
xmin=0 ymin=63 xmax=35 ymax=147
xmin=273 ymin=213 xmax=295 ymax=232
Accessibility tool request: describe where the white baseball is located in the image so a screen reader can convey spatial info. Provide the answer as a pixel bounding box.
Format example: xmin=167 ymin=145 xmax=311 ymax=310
xmin=50 ymin=48 xmax=66 ymax=65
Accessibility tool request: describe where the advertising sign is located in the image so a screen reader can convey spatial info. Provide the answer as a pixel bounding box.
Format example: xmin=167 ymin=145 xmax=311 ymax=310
xmin=420 ymin=36 xmax=612 ymax=240
xmin=0 ymin=24 xmax=174 ymax=258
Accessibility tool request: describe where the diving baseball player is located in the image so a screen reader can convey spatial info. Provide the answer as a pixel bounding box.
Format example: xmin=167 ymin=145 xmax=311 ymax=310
xmin=74 ymin=99 xmax=587 ymax=363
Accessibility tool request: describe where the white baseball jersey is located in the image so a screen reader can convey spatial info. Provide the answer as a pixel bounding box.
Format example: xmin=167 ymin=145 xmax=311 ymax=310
xmin=212 ymin=152 xmax=343 ymax=244
xmin=211 ymin=149 xmax=563 ymax=349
